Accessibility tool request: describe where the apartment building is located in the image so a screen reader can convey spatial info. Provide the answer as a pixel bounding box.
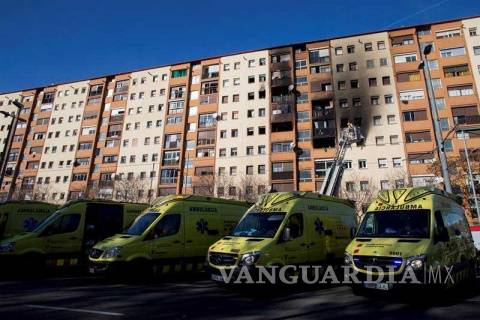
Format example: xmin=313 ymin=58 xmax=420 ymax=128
xmin=331 ymin=32 xmax=407 ymax=192
xmin=34 ymin=81 xmax=89 ymax=203
xmin=115 ymin=67 xmax=170 ymax=202
xmin=216 ymin=50 xmax=270 ymax=200
xmin=389 ymin=18 xmax=480 ymax=186
xmin=0 ymin=15 xmax=478 ymax=204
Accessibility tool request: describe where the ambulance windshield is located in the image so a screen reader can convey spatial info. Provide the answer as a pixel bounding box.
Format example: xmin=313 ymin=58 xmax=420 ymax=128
xmin=124 ymin=212 xmax=160 ymax=236
xmin=231 ymin=211 xmax=286 ymax=238
xmin=357 ymin=210 xmax=430 ymax=238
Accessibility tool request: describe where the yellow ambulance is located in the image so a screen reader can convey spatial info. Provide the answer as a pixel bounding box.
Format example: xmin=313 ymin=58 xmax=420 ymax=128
xmin=345 ymin=187 xmax=477 ymax=291
xmin=207 ymin=192 xmax=356 ymax=282
xmin=0 ymin=201 xmax=59 ymax=239
xmin=0 ymin=199 xmax=147 ymax=271
xmin=88 ymin=195 xmax=250 ymax=276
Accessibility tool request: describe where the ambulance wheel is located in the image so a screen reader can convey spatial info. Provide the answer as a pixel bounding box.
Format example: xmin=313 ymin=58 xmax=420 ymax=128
xmin=129 ymin=259 xmax=153 ymax=279
xmin=21 ymin=253 xmax=46 ymax=277
xmin=351 ymin=284 xmax=369 ymax=296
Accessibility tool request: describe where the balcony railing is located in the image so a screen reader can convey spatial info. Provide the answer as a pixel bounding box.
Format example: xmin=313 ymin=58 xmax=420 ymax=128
xmin=202 ymin=72 xmax=219 ymax=79
xmin=272 ymin=95 xmax=295 ymax=104
xmin=197 ymin=138 xmax=215 ymax=146
xmin=109 ymin=115 xmax=124 ymax=123
xmin=162 ymin=159 xmax=180 ymax=166
xmin=170 ymin=91 xmax=186 ymax=99
xmin=271 ymin=105 xmax=294 ymax=123
xmin=99 ymin=180 xmax=114 ymax=187
xmin=271 ymin=171 xmax=294 ymax=180
xmin=200 ymin=94 xmax=218 ymax=105
xmin=114 ymin=86 xmax=129 ymax=94
xmin=313 ymin=127 xmax=336 ymax=138
xmin=309 ymin=56 xmax=330 ymax=65
xmin=312 ymin=109 xmax=334 ymax=120
xmin=455 ymin=115 xmax=480 ymax=126
xmin=271 ymin=77 xmax=292 ymax=87
xmin=271 ymin=61 xmax=291 ymax=71
xmin=164 ymin=142 xmax=180 ymax=149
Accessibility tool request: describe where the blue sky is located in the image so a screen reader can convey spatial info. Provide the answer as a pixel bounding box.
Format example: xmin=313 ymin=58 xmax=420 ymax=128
xmin=0 ymin=0 xmax=479 ymax=93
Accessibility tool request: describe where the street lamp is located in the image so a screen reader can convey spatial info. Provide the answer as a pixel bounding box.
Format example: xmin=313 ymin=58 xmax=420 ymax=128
xmin=0 ymin=101 xmax=25 ymax=200
xmin=418 ymin=43 xmax=453 ymax=193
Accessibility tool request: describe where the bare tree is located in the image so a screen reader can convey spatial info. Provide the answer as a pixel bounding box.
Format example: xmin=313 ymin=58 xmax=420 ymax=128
xmin=340 ymin=172 xmax=378 ymax=222
xmin=236 ymin=173 xmax=267 ymax=203
xmin=191 ymin=174 xmax=216 ymax=196
xmin=428 ymin=152 xmax=480 ymax=223
xmin=114 ymin=177 xmax=149 ymax=203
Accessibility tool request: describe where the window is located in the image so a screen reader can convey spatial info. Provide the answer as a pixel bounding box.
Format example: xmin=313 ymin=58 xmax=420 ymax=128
xmin=436 ymin=29 xmax=461 ymax=39
xmin=397 ymin=71 xmax=421 ymax=82
xmin=431 ymin=78 xmax=442 ymax=89
xmin=392 ymin=158 xmax=402 ymax=168
xmin=391 ymin=35 xmax=414 ymax=47
xmin=339 ymin=99 xmax=349 ymax=108
xmin=364 ymin=42 xmax=373 ymax=51
xmin=272 ymin=142 xmax=292 ymax=153
xmin=440 ymin=46 xmax=466 ymax=57
xmin=470 ymin=27 xmax=478 ymax=36
xmin=394 ymin=53 xmax=417 ymax=64
xmin=378 ymin=158 xmax=388 ymax=168
xmin=400 ymin=89 xmax=424 ymax=101
xmin=366 ymin=60 xmax=375 ymax=69
xmin=405 ymin=131 xmax=431 ymax=143
xmin=370 ymin=96 xmax=379 ymax=105
xmin=403 ymin=110 xmax=427 ymax=121
xmin=358 ymin=159 xmax=367 ymax=169
xmin=338 ymin=81 xmax=346 ymax=90
xmin=295 ymin=59 xmax=307 ymax=70
xmin=350 ymin=80 xmax=359 ymax=88
xmin=377 ymin=41 xmax=386 ymax=50
xmin=347 ymin=45 xmax=355 ymax=54
xmin=349 ymin=62 xmax=358 ymax=71
xmin=384 ymin=95 xmax=393 ymax=104
xmin=171 ymin=69 xmax=187 ymax=78
xmin=390 ymin=135 xmax=399 ymax=145
xmin=474 ymin=46 xmax=480 ymax=56
xmin=380 ymin=57 xmax=388 ymax=66
xmin=152 ymin=214 xmax=181 ymax=238
xmin=373 ymin=116 xmax=382 ymax=126
xmin=368 ymin=78 xmax=377 ymax=87
xmin=443 ymin=139 xmax=453 ymax=152
xmin=382 ymin=76 xmax=391 ymax=85
xmin=353 ymin=97 xmax=361 ymax=107
xmin=375 ymin=136 xmax=385 ymax=145
xmin=335 ymin=47 xmax=343 ymax=55
xmin=295 ymin=76 xmax=308 ymax=86
xmin=387 ymin=115 xmax=396 ymax=124
xmin=448 ymin=85 xmax=474 ymax=97
xmin=443 ymin=64 xmax=470 ymax=78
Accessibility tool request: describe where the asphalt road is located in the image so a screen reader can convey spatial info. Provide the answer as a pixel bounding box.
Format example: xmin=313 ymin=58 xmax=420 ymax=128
xmin=0 ymin=274 xmax=479 ymax=320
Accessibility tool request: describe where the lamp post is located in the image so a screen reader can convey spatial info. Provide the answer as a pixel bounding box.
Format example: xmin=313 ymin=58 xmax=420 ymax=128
xmin=419 ymin=44 xmax=452 ymax=193
xmin=0 ymin=101 xmax=24 ymax=199
xmin=458 ymin=128 xmax=480 ymax=221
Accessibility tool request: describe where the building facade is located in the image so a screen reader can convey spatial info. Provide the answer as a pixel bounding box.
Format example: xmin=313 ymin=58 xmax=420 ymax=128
xmin=0 ymin=16 xmax=479 ymax=205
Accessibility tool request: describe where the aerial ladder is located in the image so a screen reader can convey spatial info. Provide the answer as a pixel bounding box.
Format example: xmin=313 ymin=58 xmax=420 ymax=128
xmin=318 ymin=123 xmax=364 ymax=196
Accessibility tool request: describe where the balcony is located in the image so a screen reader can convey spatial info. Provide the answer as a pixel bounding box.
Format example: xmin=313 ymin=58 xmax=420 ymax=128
xmin=200 ymin=94 xmax=218 ymax=105
xmin=197 ymin=138 xmax=215 ymax=146
xmin=271 ymin=77 xmax=292 ymax=88
xmin=20 ymin=184 xmax=34 ymax=190
xmin=109 ymin=115 xmax=124 ymax=123
xmin=309 ymin=56 xmax=330 ymax=65
xmin=271 ymin=171 xmax=294 ymax=180
xmin=114 ymin=86 xmax=129 ymax=94
xmin=164 ymin=142 xmax=181 ymax=149
xmin=312 ymin=109 xmax=334 ymax=120
xmin=457 ymin=115 xmax=480 ymax=125
xmin=313 ymin=127 xmax=336 ymax=138
xmin=107 ymin=131 xmax=122 ymax=138
xmin=99 ymin=180 xmax=114 ymax=187
xmin=271 ymin=105 xmax=294 ymax=123
xmin=271 ymin=61 xmax=291 ymax=71
xmin=162 ymin=159 xmax=180 ymax=166
xmin=170 ymin=91 xmax=186 ymax=99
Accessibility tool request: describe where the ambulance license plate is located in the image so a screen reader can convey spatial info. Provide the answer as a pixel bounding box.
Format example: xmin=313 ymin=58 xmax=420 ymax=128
xmin=211 ymin=274 xmax=224 ymax=282
xmin=364 ymin=282 xmax=392 ymax=290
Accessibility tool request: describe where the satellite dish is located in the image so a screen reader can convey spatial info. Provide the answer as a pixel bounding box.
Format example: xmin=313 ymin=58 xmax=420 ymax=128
xmin=288 ymin=84 xmax=295 ymax=92
xmin=289 ymin=142 xmax=296 ymax=149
